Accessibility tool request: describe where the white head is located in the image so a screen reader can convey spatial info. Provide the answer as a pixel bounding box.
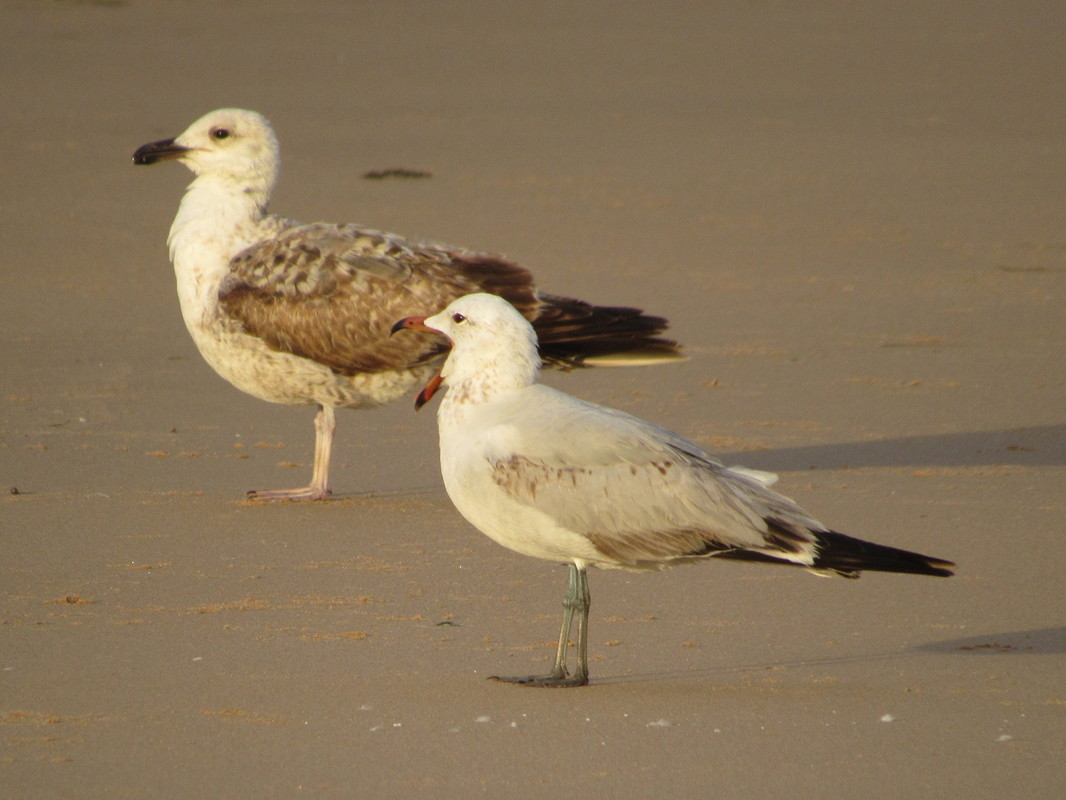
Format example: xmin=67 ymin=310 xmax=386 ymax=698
xmin=393 ymin=294 xmax=541 ymax=408
xmin=133 ymin=108 xmax=280 ymax=195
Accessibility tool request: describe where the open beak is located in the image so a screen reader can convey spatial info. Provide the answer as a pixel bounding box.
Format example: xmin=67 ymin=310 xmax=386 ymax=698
xmin=391 ymin=316 xmax=446 ymax=410
xmin=132 ymin=137 xmax=191 ymax=165
xmin=414 ymin=373 xmax=444 ymax=410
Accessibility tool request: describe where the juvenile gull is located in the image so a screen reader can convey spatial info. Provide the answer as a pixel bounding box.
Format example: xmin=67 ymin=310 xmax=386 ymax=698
xmin=132 ymin=108 xmax=680 ymax=501
xmin=393 ymin=294 xmax=956 ymax=688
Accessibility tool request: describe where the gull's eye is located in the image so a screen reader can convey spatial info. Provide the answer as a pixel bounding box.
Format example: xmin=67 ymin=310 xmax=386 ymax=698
xmin=210 ymin=127 xmax=231 ymax=140
xmin=452 ymin=312 xmax=467 ymax=324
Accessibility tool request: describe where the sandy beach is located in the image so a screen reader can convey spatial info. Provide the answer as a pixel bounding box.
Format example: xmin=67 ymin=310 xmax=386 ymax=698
xmin=2 ymin=2 xmax=1064 ymax=797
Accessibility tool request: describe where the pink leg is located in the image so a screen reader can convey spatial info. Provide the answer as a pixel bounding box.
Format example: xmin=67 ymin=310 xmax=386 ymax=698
xmin=247 ymin=405 xmax=336 ymax=502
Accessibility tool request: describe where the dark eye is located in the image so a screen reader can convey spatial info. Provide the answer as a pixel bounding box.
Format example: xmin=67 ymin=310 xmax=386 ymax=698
xmin=452 ymin=312 xmax=466 ymax=323
xmin=210 ymin=127 xmax=231 ymax=140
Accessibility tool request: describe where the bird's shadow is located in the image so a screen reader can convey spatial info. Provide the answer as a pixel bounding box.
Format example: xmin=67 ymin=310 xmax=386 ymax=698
xmin=594 ymin=626 xmax=1066 ymax=687
xmin=913 ymin=626 xmax=1066 ymax=656
xmin=716 ymin=424 xmax=1066 ymax=472
xmin=332 ymin=425 xmax=1064 ymax=501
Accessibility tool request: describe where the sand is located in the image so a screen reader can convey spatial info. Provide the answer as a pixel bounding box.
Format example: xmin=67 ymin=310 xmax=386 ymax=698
xmin=2 ymin=2 xmax=1064 ymax=797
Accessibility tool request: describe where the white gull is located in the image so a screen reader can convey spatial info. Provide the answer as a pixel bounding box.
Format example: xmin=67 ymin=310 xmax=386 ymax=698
xmin=132 ymin=108 xmax=681 ymax=501
xmin=393 ymin=294 xmax=955 ymax=687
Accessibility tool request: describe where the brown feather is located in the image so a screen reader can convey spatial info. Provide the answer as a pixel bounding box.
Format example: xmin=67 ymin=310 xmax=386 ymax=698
xmin=218 ymin=222 xmax=679 ymax=375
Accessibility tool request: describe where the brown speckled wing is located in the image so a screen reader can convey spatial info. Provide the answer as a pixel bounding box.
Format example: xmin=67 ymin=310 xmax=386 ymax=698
xmin=218 ymin=223 xmax=540 ymax=375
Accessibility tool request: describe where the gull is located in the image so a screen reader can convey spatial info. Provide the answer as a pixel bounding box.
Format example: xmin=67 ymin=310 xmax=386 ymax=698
xmin=393 ymin=294 xmax=956 ymax=688
xmin=132 ymin=108 xmax=681 ymax=501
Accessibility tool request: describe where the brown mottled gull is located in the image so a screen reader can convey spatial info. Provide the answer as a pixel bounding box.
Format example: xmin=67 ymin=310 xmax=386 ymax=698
xmin=132 ymin=109 xmax=681 ymax=501
xmin=393 ymin=294 xmax=955 ymax=688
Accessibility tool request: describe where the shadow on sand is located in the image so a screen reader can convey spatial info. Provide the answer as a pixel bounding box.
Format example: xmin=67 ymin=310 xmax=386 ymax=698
xmin=913 ymin=626 xmax=1066 ymax=656
xmin=718 ymin=424 xmax=1066 ymax=472
xmin=590 ymin=626 xmax=1066 ymax=687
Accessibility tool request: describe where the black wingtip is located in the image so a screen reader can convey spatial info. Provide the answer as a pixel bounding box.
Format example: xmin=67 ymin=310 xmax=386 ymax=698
xmin=530 ymin=296 xmax=683 ymax=367
xmin=812 ymin=531 xmax=956 ymax=578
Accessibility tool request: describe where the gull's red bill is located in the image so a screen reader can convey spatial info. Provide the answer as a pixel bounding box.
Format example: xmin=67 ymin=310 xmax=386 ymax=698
xmin=390 ymin=315 xmax=447 ymax=410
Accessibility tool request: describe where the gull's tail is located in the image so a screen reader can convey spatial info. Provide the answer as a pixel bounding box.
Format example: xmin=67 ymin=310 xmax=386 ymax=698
xmin=715 ymin=530 xmax=956 ymax=579
xmin=807 ymin=531 xmax=956 ymax=579
xmin=531 ymin=294 xmax=684 ymax=368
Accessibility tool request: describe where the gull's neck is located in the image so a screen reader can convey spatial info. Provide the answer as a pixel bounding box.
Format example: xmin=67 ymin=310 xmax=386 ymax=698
xmin=439 ymin=334 xmax=541 ymax=420
xmin=167 ymin=173 xmax=274 ymax=328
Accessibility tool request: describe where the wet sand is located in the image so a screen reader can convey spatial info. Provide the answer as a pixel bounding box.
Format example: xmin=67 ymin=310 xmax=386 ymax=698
xmin=2 ymin=2 xmax=1064 ymax=797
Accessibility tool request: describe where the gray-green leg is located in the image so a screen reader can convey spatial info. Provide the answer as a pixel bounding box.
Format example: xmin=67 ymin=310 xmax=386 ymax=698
xmin=491 ymin=563 xmax=591 ymax=688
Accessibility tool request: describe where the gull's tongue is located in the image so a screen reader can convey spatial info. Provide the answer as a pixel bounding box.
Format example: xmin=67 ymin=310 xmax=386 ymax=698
xmin=415 ymin=372 xmax=444 ymax=410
